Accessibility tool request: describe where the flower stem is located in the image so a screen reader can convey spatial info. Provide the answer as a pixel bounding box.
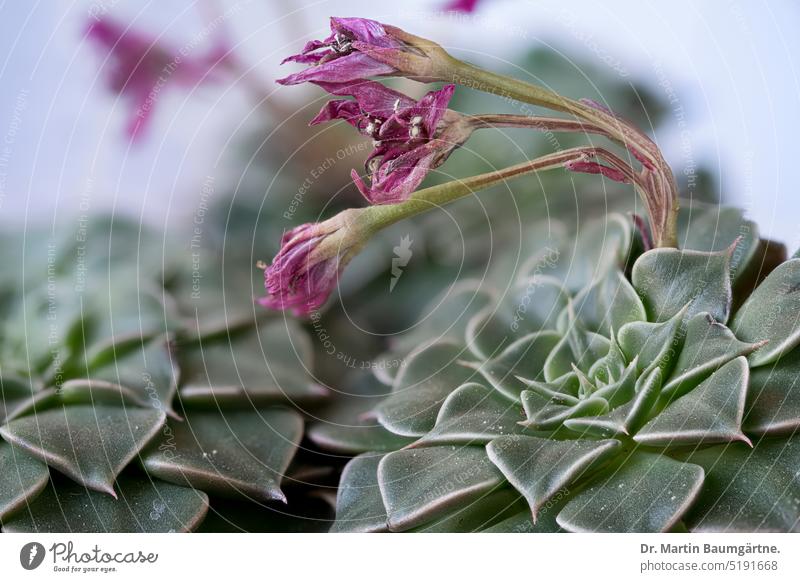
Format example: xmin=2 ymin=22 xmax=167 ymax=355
xmin=440 ymin=57 xmax=679 ymax=248
xmin=358 ymin=148 xmax=596 ymax=234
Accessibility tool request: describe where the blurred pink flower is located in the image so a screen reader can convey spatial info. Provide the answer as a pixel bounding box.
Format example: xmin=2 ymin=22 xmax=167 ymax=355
xmin=444 ymin=0 xmax=481 ymax=12
xmin=278 ymin=17 xmax=406 ymax=85
xmin=310 ymin=80 xmax=473 ymax=203
xmin=86 ymin=17 xmax=231 ymax=141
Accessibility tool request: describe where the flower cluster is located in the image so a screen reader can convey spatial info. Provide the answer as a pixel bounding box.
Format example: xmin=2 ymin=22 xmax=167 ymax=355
xmin=260 ymin=16 xmax=678 ymax=315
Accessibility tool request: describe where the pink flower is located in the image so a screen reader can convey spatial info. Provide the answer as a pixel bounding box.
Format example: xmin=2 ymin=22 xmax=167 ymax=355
xmin=86 ymin=17 xmax=231 ymax=141
xmin=444 ymin=0 xmax=481 ymax=12
xmin=278 ymin=17 xmax=429 ymax=85
xmin=309 ymin=80 xmax=473 ymax=203
xmin=259 ymin=210 xmax=366 ymax=315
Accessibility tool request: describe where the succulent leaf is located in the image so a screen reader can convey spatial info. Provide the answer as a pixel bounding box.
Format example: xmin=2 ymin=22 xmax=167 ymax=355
xmin=142 ymin=408 xmax=303 ymax=503
xmin=0 ymin=441 xmax=49 ymax=523
xmin=487 ymin=435 xmax=620 ymax=520
xmin=632 ymin=248 xmax=732 ymax=324
xmin=732 ymin=259 xmax=800 ymax=367
xmin=556 ymin=452 xmax=704 ymax=532
xmin=0 ymin=405 xmax=166 ymax=496
xmin=2 ymin=477 xmax=208 ymax=533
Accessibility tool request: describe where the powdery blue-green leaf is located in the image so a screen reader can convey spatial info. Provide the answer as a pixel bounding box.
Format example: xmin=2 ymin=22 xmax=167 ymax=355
xmin=744 ymin=352 xmax=800 ymax=436
xmin=413 ymin=383 xmax=526 ymax=446
xmin=548 ymin=213 xmax=632 ymax=293
xmin=466 ymin=277 xmax=569 ymax=359
xmin=635 ymin=357 xmax=750 ymax=447
xmin=684 ymin=439 xmax=800 ymax=532
xmin=377 ymin=446 xmax=504 ymax=532
xmin=411 ymin=489 xmax=524 ymax=532
xmin=142 ymin=409 xmax=302 ymax=503
xmin=64 ymin=336 xmax=179 ymax=416
xmin=481 ymin=506 xmax=563 ymax=532
xmin=557 ymin=452 xmax=705 ymax=532
xmin=0 ymin=441 xmax=49 ymax=522
xmin=0 ymin=405 xmax=166 ymax=496
xmin=662 ymin=312 xmax=765 ymax=401
xmin=463 ymin=331 xmax=560 ymax=399
xmin=391 ymin=280 xmax=496 ymax=356
xmin=732 ymin=259 xmax=800 ymax=367
xmin=571 ymin=269 xmax=646 ymax=335
xmin=0 ymin=375 xmax=41 ymax=424
xmin=519 ymin=391 xmax=609 ymax=432
xmin=487 ymin=435 xmax=620 ymax=520
xmin=632 ymin=248 xmax=732 ymax=324
xmin=308 ymin=371 xmax=415 ymax=454
xmin=544 ymin=316 xmax=610 ymax=382
xmin=519 ymin=374 xmax=580 ymax=405
xmin=179 ymin=320 xmax=328 ymax=408
xmin=374 ymin=342 xmax=476 ymax=437
xmin=565 ymin=367 xmax=662 ymax=438
xmin=331 ymin=453 xmax=389 ymax=533
xmin=678 ymin=203 xmax=759 ymax=280
xmin=618 ymin=304 xmax=687 ymax=375
xmin=2 ymin=477 xmax=208 ymax=533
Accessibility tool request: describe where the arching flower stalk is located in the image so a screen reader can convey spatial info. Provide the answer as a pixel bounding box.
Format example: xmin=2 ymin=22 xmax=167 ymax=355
xmin=281 ymin=17 xmax=679 ymax=246
xmin=260 ymin=146 xmax=634 ymax=315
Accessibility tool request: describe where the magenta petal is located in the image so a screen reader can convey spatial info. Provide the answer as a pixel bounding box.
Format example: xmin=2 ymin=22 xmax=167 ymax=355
xmin=277 ymin=52 xmax=396 ymax=85
xmin=330 ymin=17 xmax=397 ymax=47
xmin=314 ymin=80 xmax=415 ymax=118
xmin=309 ymin=99 xmax=362 ymax=127
xmin=444 ymin=0 xmax=480 ymax=12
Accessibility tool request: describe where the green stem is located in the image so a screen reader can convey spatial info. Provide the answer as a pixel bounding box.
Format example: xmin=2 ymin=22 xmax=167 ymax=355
xmin=440 ymin=57 xmax=679 ymax=248
xmin=358 ymin=148 xmax=589 ymax=234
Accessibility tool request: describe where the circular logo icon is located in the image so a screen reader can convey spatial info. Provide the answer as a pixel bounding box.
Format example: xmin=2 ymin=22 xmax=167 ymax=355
xmin=19 ymin=542 xmax=45 ymax=570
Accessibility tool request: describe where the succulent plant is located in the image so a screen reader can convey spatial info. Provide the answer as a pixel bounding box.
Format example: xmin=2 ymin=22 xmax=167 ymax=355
xmin=0 ymin=217 xmax=334 ymax=532
xmin=315 ymin=202 xmax=800 ymax=533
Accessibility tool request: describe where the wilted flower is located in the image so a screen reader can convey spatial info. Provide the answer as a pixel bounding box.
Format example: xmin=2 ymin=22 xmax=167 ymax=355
xmin=86 ymin=17 xmax=231 ymax=140
xmin=278 ymin=17 xmax=446 ymax=86
xmin=259 ymin=209 xmax=367 ymax=315
xmin=309 ymin=80 xmax=473 ymax=203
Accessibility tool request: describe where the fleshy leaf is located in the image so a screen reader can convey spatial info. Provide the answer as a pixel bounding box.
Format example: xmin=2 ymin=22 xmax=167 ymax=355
xmin=0 ymin=405 xmax=166 ymax=496
xmin=463 ymin=331 xmax=560 ymax=399
xmin=544 ymin=316 xmax=610 ymax=381
xmin=635 ymin=357 xmax=750 ymax=446
xmin=732 ymin=259 xmax=800 ymax=367
xmin=0 ymin=441 xmax=49 ymax=522
xmin=62 ymin=336 xmax=179 ymax=416
xmin=142 ymin=409 xmax=302 ymax=503
xmin=330 ymin=453 xmax=389 ymax=533
xmin=374 ymin=342 xmax=475 ymax=436
xmin=618 ymin=304 xmax=687 ymax=374
xmin=745 ymin=351 xmax=800 ymax=435
xmin=410 ymin=489 xmax=524 ymax=532
xmin=571 ymin=269 xmax=646 ymax=335
xmin=557 ymin=452 xmax=704 ymax=532
xmin=2 ymin=477 xmax=208 ymax=532
xmin=685 ymin=438 xmax=800 ymax=532
xmin=487 ymin=435 xmax=620 ymax=520
xmin=678 ymin=203 xmax=759 ymax=281
xmin=308 ymin=371 xmax=415 ymax=454
xmin=179 ymin=320 xmax=328 ymax=407
xmin=519 ymin=393 xmax=609 ymax=431
xmin=413 ymin=383 xmax=526 ymax=446
xmin=466 ymin=276 xmax=569 ymax=359
xmin=661 ymin=312 xmax=764 ymax=400
xmin=377 ymin=446 xmax=504 ymax=531
xmin=632 ymin=248 xmax=732 ymax=324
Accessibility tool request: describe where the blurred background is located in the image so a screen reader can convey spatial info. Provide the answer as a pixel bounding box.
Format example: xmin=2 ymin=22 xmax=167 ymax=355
xmin=0 ymin=0 xmax=798 ymax=242
xmin=0 ymin=0 xmax=798 ymax=380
